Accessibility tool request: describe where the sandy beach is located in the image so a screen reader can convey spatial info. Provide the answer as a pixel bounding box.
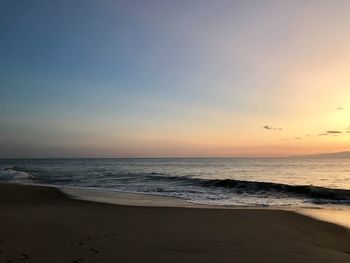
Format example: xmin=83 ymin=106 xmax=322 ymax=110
xmin=0 ymin=183 xmax=349 ymax=263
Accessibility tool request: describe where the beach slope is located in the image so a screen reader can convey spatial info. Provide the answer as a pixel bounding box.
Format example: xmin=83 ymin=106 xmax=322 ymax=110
xmin=0 ymin=183 xmax=349 ymax=263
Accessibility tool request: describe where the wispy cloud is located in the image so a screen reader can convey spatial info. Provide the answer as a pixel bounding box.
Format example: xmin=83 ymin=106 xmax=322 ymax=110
xmin=326 ymin=130 xmax=342 ymax=134
xmin=280 ymin=138 xmax=290 ymax=142
xmin=337 ymin=107 xmax=343 ymax=110
xmin=263 ymin=125 xmax=283 ymax=131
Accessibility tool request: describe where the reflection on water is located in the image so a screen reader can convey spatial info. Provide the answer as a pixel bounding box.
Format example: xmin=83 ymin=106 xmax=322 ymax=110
xmin=298 ymin=208 xmax=350 ymax=229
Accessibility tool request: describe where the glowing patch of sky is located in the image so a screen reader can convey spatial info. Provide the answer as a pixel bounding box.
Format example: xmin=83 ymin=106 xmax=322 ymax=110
xmin=1 ymin=0 xmax=350 ymax=157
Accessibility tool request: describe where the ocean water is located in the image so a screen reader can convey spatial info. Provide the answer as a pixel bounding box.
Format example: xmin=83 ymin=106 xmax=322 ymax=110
xmin=0 ymin=158 xmax=349 ymax=207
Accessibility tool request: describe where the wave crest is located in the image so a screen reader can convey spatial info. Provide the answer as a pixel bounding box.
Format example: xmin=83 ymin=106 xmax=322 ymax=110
xmin=0 ymin=167 xmax=34 ymax=183
xmin=110 ymin=173 xmax=350 ymax=202
xmin=201 ymin=178 xmax=350 ymax=202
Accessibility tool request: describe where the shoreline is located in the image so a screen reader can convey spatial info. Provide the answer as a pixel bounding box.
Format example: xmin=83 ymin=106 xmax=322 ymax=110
xmin=61 ymin=184 xmax=350 ymax=229
xmin=0 ymin=183 xmax=349 ymax=262
xmin=4 ymin=182 xmax=350 ymax=229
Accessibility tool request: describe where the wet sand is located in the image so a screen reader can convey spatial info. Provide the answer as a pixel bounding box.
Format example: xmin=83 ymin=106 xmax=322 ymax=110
xmin=0 ymin=183 xmax=349 ymax=263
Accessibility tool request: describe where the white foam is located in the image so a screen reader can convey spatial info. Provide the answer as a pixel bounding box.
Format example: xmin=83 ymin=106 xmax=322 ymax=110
xmin=0 ymin=168 xmax=34 ymax=183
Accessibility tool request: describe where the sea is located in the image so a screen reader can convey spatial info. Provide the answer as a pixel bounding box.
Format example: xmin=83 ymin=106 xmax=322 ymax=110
xmin=0 ymin=158 xmax=349 ymax=208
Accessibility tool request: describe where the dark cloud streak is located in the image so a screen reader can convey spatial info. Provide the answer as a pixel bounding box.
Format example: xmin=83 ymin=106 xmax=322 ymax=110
xmin=326 ymin=130 xmax=342 ymax=134
xmin=263 ymin=125 xmax=283 ymax=131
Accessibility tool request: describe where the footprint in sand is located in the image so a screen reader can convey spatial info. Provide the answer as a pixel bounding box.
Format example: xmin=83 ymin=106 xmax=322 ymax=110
xmin=77 ymin=235 xmax=96 ymax=246
xmin=19 ymin=253 xmax=29 ymax=260
xmin=19 ymin=253 xmax=29 ymax=261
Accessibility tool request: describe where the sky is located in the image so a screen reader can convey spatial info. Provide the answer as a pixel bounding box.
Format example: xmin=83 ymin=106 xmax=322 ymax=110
xmin=1 ymin=0 xmax=350 ymax=158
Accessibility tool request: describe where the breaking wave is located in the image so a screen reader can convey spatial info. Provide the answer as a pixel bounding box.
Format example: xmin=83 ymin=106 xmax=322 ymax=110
xmin=1 ymin=167 xmax=349 ymax=205
xmin=0 ymin=167 xmax=34 ymax=183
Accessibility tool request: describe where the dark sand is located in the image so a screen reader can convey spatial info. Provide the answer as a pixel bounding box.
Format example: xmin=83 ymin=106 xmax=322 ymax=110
xmin=0 ymin=183 xmax=349 ymax=263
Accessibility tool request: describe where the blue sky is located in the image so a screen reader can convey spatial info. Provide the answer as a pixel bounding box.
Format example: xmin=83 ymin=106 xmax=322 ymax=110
xmin=1 ymin=0 xmax=350 ymax=157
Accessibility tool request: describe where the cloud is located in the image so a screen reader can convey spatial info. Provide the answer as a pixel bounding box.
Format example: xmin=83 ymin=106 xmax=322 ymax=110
xmin=318 ymin=133 xmax=329 ymax=136
xmin=326 ymin=130 xmax=342 ymax=134
xmin=294 ymin=137 xmax=303 ymax=140
xmin=263 ymin=125 xmax=283 ymax=131
xmin=337 ymin=107 xmax=343 ymax=110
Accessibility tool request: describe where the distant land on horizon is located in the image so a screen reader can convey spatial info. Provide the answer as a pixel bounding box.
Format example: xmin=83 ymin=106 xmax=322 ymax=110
xmin=292 ymin=151 xmax=350 ymax=158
